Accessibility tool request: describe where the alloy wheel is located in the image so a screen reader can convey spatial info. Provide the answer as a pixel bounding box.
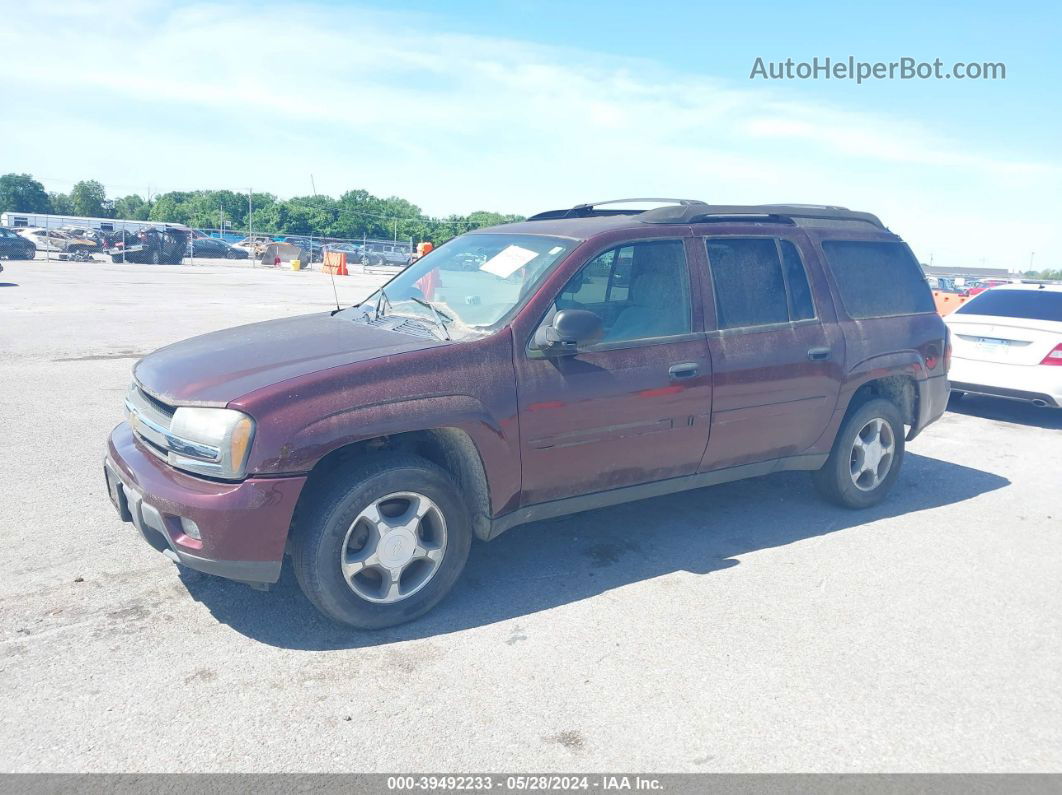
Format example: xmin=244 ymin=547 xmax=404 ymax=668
xmin=339 ymin=492 xmax=447 ymax=603
xmin=849 ymin=418 xmax=896 ymax=491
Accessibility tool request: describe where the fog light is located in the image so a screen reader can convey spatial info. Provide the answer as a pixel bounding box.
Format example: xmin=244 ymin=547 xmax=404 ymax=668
xmin=179 ymin=517 xmax=201 ymax=540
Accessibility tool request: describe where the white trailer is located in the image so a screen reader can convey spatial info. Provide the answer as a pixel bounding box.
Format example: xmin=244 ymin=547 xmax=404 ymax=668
xmin=0 ymin=212 xmax=164 ymax=234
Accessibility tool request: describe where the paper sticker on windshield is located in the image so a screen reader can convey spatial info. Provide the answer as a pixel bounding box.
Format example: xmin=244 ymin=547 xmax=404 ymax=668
xmin=480 ymin=245 xmax=538 ymax=278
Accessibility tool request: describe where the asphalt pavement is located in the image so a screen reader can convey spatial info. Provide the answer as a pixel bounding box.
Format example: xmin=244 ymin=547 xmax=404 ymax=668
xmin=1 ymin=259 xmax=1059 ymax=772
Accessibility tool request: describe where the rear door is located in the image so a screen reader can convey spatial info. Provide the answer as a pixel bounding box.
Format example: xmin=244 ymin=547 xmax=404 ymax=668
xmin=696 ymin=232 xmax=844 ymax=470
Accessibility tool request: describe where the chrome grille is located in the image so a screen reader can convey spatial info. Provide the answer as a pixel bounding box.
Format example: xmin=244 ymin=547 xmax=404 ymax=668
xmin=138 ymin=386 xmax=175 ymax=418
xmin=125 ymin=384 xmax=174 ymax=462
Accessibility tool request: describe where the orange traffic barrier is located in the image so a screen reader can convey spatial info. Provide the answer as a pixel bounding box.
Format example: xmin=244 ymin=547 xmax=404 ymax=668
xmin=322 ymin=250 xmax=348 ymax=276
xmin=932 ymin=290 xmax=971 ymax=316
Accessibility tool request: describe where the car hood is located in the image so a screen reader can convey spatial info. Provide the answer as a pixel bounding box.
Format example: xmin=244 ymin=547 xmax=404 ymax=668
xmin=134 ymin=312 xmax=442 ymax=406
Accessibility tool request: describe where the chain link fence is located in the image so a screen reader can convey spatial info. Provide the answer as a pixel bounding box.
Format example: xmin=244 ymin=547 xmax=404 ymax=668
xmin=2 ymin=212 xmax=416 ymax=271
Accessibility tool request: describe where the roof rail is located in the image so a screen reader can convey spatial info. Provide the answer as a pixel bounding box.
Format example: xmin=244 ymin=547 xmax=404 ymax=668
xmin=527 ymin=198 xmax=700 ymax=221
xmin=638 ymin=202 xmax=885 ymax=228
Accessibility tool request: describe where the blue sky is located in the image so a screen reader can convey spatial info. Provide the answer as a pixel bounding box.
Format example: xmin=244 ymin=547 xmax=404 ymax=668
xmin=3 ymin=0 xmax=1060 ymax=270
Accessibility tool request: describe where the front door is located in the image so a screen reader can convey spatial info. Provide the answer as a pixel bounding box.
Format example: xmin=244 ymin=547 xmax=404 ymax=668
xmin=697 ymin=234 xmax=844 ymax=471
xmin=515 ymin=238 xmax=712 ymax=505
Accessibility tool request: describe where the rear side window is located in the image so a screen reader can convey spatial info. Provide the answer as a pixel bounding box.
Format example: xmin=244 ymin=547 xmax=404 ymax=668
xmin=705 ymin=238 xmax=817 ymax=329
xmin=820 ymin=240 xmax=934 ymax=318
xmin=955 ymin=289 xmax=1062 ymax=322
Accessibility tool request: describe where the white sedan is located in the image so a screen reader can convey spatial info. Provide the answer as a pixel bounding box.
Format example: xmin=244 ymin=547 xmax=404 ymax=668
xmin=945 ymin=284 xmax=1062 ymax=408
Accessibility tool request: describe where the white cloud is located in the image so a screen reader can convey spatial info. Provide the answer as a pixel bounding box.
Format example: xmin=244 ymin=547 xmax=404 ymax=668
xmin=2 ymin=0 xmax=1059 ymax=270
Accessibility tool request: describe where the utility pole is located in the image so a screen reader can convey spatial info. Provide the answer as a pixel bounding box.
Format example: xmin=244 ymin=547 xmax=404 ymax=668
xmin=309 ymin=175 xmax=318 ymax=270
xmin=248 ymin=188 xmax=253 ymax=268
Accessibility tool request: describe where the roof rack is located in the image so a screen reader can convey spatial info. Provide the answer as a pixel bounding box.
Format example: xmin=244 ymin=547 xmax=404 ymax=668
xmin=527 ymin=198 xmax=699 ymax=221
xmin=638 ymin=202 xmax=885 ymax=229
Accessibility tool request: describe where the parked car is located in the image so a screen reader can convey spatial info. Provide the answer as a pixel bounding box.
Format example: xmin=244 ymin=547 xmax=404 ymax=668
xmin=0 ymin=227 xmax=36 ymax=260
xmin=283 ymin=236 xmax=325 ymax=263
xmin=945 ymin=284 xmax=1062 ymax=407
xmin=187 ymin=233 xmax=248 ymax=259
xmin=58 ymin=227 xmax=106 ymax=252
xmin=16 ymin=227 xmax=93 ymax=254
xmin=361 ymin=242 xmax=413 ymax=268
xmin=231 ymin=235 xmax=276 ymax=260
xmin=108 ymin=226 xmax=191 ymax=264
xmin=104 ymin=199 xmax=948 ymax=629
xmin=321 ymin=242 xmax=364 ymax=261
xmin=963 ymin=278 xmax=1012 ymax=297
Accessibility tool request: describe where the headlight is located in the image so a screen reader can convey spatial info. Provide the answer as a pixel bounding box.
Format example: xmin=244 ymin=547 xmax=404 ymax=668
xmin=168 ymin=407 xmax=255 ymax=480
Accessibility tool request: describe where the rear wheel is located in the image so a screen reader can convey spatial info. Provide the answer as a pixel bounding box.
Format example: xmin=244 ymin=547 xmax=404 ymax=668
xmin=20 ymin=245 xmax=35 ymax=260
xmin=149 ymin=250 xmax=160 ymax=265
xmin=812 ymin=398 xmax=905 ymax=509
xmin=292 ymin=454 xmax=472 ymax=629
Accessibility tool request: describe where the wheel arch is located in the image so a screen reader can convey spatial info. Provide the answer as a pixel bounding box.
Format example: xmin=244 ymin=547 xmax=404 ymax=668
xmin=291 ymin=427 xmax=493 ymax=543
xmin=846 ymin=374 xmax=919 ymax=427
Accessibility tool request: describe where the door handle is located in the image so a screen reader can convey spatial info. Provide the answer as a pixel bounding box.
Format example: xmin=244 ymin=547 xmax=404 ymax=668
xmin=807 ymin=347 xmax=831 ymax=361
xmin=668 ymin=362 xmax=700 ymax=379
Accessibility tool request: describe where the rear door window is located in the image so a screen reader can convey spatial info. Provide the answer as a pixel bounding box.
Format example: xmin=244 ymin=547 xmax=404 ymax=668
xmin=705 ymin=238 xmax=817 ymax=329
xmin=820 ymin=240 xmax=934 ymax=318
xmin=954 ymin=289 xmax=1062 ymax=322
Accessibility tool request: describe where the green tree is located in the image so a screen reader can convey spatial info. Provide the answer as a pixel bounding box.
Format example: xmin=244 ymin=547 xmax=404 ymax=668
xmin=49 ymin=192 xmax=73 ymax=215
xmin=0 ymin=173 xmax=51 ymax=213
xmin=70 ymin=180 xmax=110 ymax=217
xmin=1024 ymin=269 xmax=1062 ymax=281
xmin=113 ymin=194 xmax=152 ymax=220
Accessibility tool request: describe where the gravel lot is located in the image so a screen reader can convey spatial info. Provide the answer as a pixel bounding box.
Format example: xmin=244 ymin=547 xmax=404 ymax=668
xmin=1 ymin=258 xmax=1060 ymax=773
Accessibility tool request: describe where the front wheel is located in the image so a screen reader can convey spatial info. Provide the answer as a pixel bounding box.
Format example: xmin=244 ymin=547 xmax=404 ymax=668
xmin=292 ymin=454 xmax=472 ymax=629
xmin=812 ymin=398 xmax=905 ymax=509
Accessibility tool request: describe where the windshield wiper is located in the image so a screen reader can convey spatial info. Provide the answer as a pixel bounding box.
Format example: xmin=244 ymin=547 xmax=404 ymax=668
xmin=374 ymin=288 xmax=391 ymax=320
xmin=409 ymin=297 xmax=453 ymax=341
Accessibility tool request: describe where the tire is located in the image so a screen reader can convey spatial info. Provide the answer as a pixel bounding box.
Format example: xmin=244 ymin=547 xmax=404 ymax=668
xmin=149 ymin=250 xmax=160 ymax=265
xmin=812 ymin=397 xmax=905 ymax=509
xmin=292 ymin=454 xmax=472 ymax=629
xmin=20 ymin=245 xmax=35 ymax=261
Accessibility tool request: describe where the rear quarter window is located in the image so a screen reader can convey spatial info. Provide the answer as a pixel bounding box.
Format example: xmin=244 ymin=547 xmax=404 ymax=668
xmin=820 ymin=240 xmax=935 ymax=318
xmin=955 ymin=289 xmax=1062 ymax=322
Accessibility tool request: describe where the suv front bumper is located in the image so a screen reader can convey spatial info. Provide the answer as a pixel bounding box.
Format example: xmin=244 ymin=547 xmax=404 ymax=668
xmin=104 ymin=422 xmax=306 ymax=585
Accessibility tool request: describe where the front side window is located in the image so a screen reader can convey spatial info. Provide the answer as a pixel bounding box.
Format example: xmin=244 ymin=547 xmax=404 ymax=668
xmin=706 ymin=238 xmax=816 ymax=329
xmin=820 ymin=240 xmax=934 ymax=318
xmin=356 ymin=233 xmax=575 ymax=334
xmin=554 ymin=239 xmax=691 ymax=344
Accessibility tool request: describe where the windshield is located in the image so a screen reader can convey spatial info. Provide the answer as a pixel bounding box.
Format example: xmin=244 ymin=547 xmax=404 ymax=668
xmin=955 ymin=289 xmax=1062 ymax=322
xmin=353 ymin=233 xmax=574 ymax=335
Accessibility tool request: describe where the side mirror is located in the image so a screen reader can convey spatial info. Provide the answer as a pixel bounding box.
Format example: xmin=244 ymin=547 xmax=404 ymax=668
xmin=534 ymin=309 xmax=604 ymax=354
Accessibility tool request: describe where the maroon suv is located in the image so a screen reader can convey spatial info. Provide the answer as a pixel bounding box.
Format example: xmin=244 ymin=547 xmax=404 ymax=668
xmin=104 ymin=199 xmax=949 ymax=628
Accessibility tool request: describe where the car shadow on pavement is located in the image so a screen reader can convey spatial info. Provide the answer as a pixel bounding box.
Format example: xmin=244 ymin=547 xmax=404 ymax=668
xmin=178 ymin=452 xmax=1009 ymax=650
xmin=948 ymin=394 xmax=1062 ymax=430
